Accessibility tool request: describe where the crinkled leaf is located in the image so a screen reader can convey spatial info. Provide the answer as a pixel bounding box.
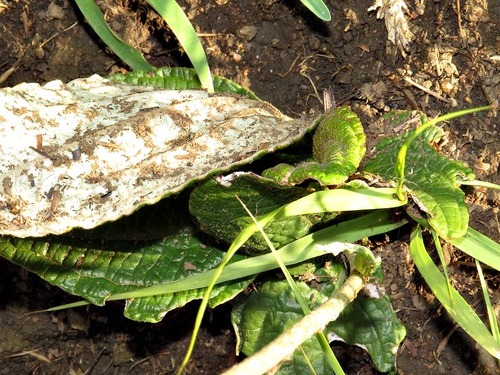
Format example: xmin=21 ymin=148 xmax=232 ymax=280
xmin=232 ymin=264 xmax=346 ymax=375
xmin=329 ymin=296 xmax=406 ymax=373
xmin=232 ymin=263 xmax=404 ymax=374
xmin=263 ymin=106 xmax=365 ymax=186
xmin=363 ymin=119 xmax=475 ymax=239
xmin=0 ymin=75 xmax=316 ymax=237
xmin=0 ymin=224 xmax=251 ymax=323
xmin=189 ymin=172 xmax=338 ymax=253
xmin=108 ymin=67 xmax=258 ymax=99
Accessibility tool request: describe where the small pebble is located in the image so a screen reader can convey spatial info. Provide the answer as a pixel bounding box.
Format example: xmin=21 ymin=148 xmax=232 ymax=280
xmin=239 ymin=25 xmax=258 ymax=42
xmin=233 ymin=52 xmax=242 ymax=63
xmin=308 ymin=36 xmax=321 ymax=50
xmin=46 ymin=3 xmax=65 ymax=20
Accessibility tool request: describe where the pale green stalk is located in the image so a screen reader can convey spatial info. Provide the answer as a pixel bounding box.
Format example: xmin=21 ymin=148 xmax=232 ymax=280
xmin=223 ymin=271 xmax=366 ymax=375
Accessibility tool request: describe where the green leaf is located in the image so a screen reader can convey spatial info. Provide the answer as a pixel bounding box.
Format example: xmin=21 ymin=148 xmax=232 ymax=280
xmin=0 ymin=226 xmax=251 ymax=323
xmin=263 ymin=106 xmax=366 ymax=186
xmin=300 ymin=0 xmax=331 ymax=21
xmin=231 ymin=267 xmax=346 ymax=375
xmin=448 ymin=227 xmax=500 ymax=272
xmin=232 ymin=266 xmax=405 ymax=374
xmin=74 ymin=0 xmax=155 ymax=72
xmin=146 ymin=0 xmax=214 ymax=92
xmin=189 ymin=173 xmax=338 ymax=253
xmin=410 ymin=226 xmax=500 ymax=360
xmin=363 ymin=120 xmax=475 ymax=239
xmin=108 ymin=67 xmax=258 ymax=99
xmin=113 ymin=210 xmax=404 ymax=303
xmin=329 ymin=296 xmax=406 ymax=373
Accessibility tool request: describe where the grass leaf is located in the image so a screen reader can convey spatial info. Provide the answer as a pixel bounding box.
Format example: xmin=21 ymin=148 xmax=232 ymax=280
xmin=300 ymin=0 xmax=331 ymax=21
xmin=146 ymin=0 xmax=214 ymax=92
xmin=409 ymin=225 xmax=500 ymax=360
xmin=449 ymin=228 xmax=500 ymax=272
xmin=74 ymin=0 xmax=155 ymax=71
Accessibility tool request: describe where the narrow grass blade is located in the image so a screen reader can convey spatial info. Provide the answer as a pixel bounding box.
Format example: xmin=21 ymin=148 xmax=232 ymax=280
xmin=107 ymin=210 xmax=405 ymax=300
xmin=235 ymin=195 xmax=345 ymax=375
xmin=410 ymin=226 xmax=500 ymax=359
xmin=449 ymin=228 xmax=500 ymax=272
xmin=457 ymin=179 xmax=500 ymax=190
xmin=301 ymin=0 xmax=331 ymax=21
xmin=147 ymin=0 xmax=214 ymax=92
xmin=476 ymin=260 xmax=500 ymax=345
xmin=431 ymin=229 xmax=453 ymax=303
xmin=230 ymin=187 xmax=406 ymax=251
xmin=74 ymin=0 xmax=154 ymax=71
xmin=43 ymin=209 xmax=406 ymax=316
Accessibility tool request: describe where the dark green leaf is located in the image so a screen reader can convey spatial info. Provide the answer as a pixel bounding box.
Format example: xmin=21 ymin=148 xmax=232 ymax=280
xmin=363 ymin=118 xmax=475 ymax=239
xmin=108 ymin=67 xmax=259 ymax=99
xmin=189 ymin=173 xmax=338 ymax=253
xmin=232 ymin=265 xmax=346 ymax=374
xmin=0 ymin=224 xmax=250 ymax=323
xmin=263 ymin=107 xmax=365 ymax=186
xmin=329 ymin=296 xmax=406 ymax=373
xmin=232 ymin=264 xmax=405 ymax=374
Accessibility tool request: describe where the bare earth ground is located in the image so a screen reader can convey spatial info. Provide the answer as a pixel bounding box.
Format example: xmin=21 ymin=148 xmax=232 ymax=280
xmin=0 ymin=0 xmax=499 ymax=374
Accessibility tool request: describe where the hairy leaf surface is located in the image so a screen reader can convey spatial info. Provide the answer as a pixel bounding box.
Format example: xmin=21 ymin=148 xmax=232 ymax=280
xmin=232 ymin=264 xmax=404 ymax=374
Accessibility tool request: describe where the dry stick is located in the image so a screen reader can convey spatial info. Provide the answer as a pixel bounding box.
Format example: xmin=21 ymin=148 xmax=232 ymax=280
xmin=455 ymin=0 xmax=464 ymax=39
xmin=222 ymin=272 xmax=365 ymax=375
xmin=404 ymin=76 xmax=457 ymax=107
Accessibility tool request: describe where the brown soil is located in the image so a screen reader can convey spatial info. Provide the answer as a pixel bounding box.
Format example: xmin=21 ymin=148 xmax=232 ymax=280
xmin=0 ymin=0 xmax=498 ymax=374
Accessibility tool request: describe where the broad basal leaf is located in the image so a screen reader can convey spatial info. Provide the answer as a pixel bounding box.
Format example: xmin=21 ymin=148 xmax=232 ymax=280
xmin=263 ymin=106 xmax=365 ymax=186
xmin=232 ymin=262 xmax=405 ymax=374
xmin=0 ymin=225 xmax=251 ymax=323
xmin=329 ymin=296 xmax=406 ymax=373
xmin=0 ymin=75 xmax=316 ymax=237
xmin=363 ymin=117 xmax=475 ymax=239
xmin=189 ymin=172 xmax=338 ymax=253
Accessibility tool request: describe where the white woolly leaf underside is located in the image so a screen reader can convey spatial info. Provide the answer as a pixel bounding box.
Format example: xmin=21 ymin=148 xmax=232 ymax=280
xmin=0 ymin=75 xmax=314 ymax=237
